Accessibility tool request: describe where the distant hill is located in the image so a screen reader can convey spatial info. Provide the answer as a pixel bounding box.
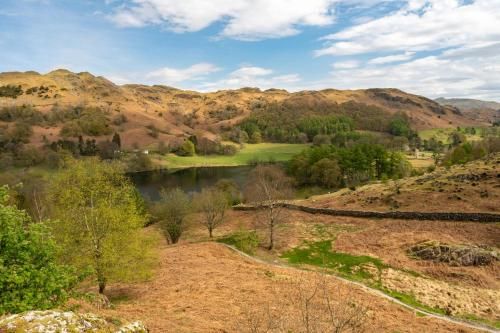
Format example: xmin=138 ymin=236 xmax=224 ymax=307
xmin=0 ymin=70 xmax=487 ymax=149
xmin=435 ymin=97 xmax=500 ymax=124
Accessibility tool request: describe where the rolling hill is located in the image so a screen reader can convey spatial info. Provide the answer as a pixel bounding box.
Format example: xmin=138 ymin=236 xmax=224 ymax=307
xmin=0 ymin=70 xmax=488 ymax=149
xmin=435 ymin=97 xmax=500 ymax=124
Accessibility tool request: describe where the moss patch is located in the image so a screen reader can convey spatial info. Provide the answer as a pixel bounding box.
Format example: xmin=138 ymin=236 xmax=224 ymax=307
xmin=281 ymin=240 xmax=387 ymax=281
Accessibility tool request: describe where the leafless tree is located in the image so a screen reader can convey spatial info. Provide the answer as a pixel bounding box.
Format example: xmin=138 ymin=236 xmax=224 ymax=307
xmin=193 ymin=187 xmax=228 ymax=238
xmin=244 ymin=165 xmax=294 ymax=250
xmin=238 ymin=274 xmax=368 ymax=333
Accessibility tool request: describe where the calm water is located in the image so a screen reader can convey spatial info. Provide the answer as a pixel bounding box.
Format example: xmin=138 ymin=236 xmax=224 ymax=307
xmin=128 ymin=165 xmax=254 ymax=201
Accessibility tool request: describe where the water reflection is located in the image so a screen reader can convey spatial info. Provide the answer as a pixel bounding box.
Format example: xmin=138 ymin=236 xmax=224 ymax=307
xmin=128 ymin=165 xmax=254 ymax=201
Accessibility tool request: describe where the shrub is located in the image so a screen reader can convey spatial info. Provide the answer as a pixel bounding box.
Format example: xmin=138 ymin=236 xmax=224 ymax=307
xmin=220 ymin=144 xmax=238 ymax=156
xmin=0 ymin=186 xmax=78 ymax=314
xmin=0 ymin=85 xmax=23 ymax=98
xmin=10 ymin=122 xmax=33 ymax=143
xmin=177 ymin=140 xmax=195 ymax=156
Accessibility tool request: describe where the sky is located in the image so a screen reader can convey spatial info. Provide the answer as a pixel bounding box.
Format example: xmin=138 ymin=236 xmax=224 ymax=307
xmin=0 ymin=0 xmax=499 ymax=101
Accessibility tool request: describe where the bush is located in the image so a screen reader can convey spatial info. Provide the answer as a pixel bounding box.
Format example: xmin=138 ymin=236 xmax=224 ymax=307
xmin=218 ymin=230 xmax=260 ymax=254
xmin=9 ymin=122 xmax=33 ymax=143
xmin=177 ymin=140 xmax=195 ymax=156
xmin=220 ymin=144 xmax=238 ymax=156
xmin=127 ymin=152 xmax=152 ymax=171
xmin=0 ymin=186 xmax=78 ymax=314
xmin=0 ymin=85 xmax=23 ymax=98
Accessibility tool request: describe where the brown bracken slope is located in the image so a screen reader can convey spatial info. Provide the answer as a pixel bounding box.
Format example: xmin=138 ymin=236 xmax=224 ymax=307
xmin=0 ymin=69 xmax=486 ymax=149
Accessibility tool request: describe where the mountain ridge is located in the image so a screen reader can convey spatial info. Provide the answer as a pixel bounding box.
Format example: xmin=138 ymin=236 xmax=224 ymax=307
xmin=0 ymin=70 xmax=489 ymax=149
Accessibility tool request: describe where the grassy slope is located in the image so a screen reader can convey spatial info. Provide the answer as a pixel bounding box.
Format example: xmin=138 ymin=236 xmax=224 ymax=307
xmin=418 ymin=127 xmax=483 ymax=144
xmin=156 ymin=143 xmax=309 ymax=168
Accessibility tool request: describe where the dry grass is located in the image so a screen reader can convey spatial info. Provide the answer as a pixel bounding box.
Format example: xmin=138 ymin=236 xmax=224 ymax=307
xmin=303 ymin=154 xmax=500 ymax=213
xmin=75 ymin=240 xmax=482 ymax=333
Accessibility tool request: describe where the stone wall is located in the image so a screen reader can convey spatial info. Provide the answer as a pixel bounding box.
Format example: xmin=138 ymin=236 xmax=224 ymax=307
xmin=234 ymin=203 xmax=500 ymax=223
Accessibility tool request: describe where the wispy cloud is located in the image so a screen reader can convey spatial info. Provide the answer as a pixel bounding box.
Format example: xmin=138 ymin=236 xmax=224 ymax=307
xmin=199 ymin=65 xmax=300 ymax=90
xmin=368 ymin=51 xmax=415 ymax=64
xmin=146 ymin=63 xmax=221 ymax=84
xmin=109 ymin=0 xmax=337 ymax=40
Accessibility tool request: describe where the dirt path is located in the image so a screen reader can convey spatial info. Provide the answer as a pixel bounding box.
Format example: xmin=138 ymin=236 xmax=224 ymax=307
xmin=219 ymin=243 xmax=499 ymax=333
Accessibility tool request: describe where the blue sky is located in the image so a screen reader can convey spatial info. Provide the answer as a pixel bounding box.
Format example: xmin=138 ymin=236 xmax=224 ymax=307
xmin=1 ymin=0 xmax=499 ymax=101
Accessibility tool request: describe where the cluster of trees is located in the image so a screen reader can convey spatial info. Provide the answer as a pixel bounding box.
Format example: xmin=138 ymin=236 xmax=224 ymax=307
xmin=442 ymin=137 xmax=500 ymax=166
xmin=289 ymin=143 xmax=412 ymax=188
xmin=173 ymin=137 xmax=238 ymax=157
xmin=152 ymin=183 xmax=234 ymax=244
xmin=0 ymin=158 xmax=156 ymax=315
xmin=59 ymin=107 xmax=112 ymax=137
xmin=0 ymin=104 xmax=112 ymax=139
xmin=230 ymin=100 xmax=414 ymax=144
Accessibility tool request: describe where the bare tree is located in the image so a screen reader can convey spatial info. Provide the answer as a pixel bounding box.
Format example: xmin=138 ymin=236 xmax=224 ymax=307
xmin=193 ymin=187 xmax=228 ymax=238
xmin=244 ymin=165 xmax=294 ymax=250
xmin=239 ymin=274 xmax=368 ymax=333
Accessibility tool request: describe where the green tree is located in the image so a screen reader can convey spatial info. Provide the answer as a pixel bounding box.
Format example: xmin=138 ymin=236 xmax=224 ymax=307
xmin=310 ymin=158 xmax=342 ymax=188
xmin=177 ymin=139 xmax=195 ymax=156
xmin=193 ymin=188 xmax=228 ymax=238
xmin=0 ymin=186 xmax=78 ymax=314
xmin=47 ymin=159 xmax=153 ymax=294
xmin=249 ymin=131 xmax=262 ymax=144
xmin=154 ymin=188 xmax=191 ymax=244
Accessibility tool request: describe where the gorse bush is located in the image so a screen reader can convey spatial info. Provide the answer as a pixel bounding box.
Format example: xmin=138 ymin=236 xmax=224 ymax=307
xmin=0 ymin=186 xmax=78 ymax=314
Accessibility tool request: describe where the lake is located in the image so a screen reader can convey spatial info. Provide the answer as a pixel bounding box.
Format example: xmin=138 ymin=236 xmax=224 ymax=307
xmin=129 ymin=165 xmax=255 ymax=201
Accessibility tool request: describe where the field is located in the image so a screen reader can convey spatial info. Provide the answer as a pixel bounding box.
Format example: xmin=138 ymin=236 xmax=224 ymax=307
xmin=155 ymin=143 xmax=309 ymax=168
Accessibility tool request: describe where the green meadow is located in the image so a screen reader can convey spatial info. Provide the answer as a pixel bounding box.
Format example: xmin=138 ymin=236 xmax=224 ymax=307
xmin=158 ymin=143 xmax=310 ymax=169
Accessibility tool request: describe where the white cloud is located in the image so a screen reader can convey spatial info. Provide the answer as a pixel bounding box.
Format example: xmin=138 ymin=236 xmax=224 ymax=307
xmin=332 ymin=60 xmax=359 ymax=69
xmin=368 ymin=51 xmax=415 ymax=64
xmin=109 ymin=0 xmax=337 ymax=40
xmin=317 ymin=43 xmax=500 ymax=100
xmin=310 ymin=0 xmax=500 ymax=100
xmin=315 ymin=0 xmax=500 ymax=56
xmin=199 ymin=66 xmax=301 ymax=90
xmin=146 ymin=63 xmax=220 ymax=84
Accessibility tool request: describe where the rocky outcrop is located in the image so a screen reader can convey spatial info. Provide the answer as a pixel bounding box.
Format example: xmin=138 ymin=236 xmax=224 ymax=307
xmin=0 ymin=310 xmax=148 ymax=333
xmin=408 ymin=241 xmax=498 ymax=266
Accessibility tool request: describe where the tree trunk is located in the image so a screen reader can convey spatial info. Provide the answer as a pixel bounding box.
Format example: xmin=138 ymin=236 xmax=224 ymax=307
xmin=209 ymin=227 xmax=213 ymax=238
xmin=98 ymin=280 xmax=106 ymax=294
xmin=268 ymin=222 xmax=274 ymax=250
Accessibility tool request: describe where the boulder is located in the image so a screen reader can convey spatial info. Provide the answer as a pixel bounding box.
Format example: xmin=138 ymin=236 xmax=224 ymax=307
xmin=408 ymin=241 xmax=498 ymax=266
xmin=0 ymin=310 xmax=148 ymax=333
